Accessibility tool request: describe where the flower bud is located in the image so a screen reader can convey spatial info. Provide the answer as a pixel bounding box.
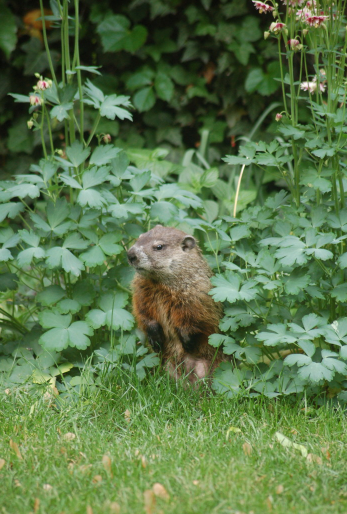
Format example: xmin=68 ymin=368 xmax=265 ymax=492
xmin=264 ymin=31 xmax=270 ymax=39
xmin=103 ymin=134 xmax=112 ymax=144
xmin=29 ymin=95 xmax=42 ymax=106
xmin=27 ymin=120 xmax=34 ymax=129
xmin=56 ymin=149 xmax=64 ymax=156
xmin=34 ymin=73 xmax=41 ymax=79
xmin=275 ymin=113 xmax=283 ymax=121
xmin=303 ymin=29 xmax=308 ymax=36
xmin=36 ymin=79 xmax=52 ymax=90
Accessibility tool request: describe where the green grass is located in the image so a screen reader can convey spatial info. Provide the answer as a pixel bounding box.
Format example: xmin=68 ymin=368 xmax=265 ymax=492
xmin=1 ymin=373 xmax=346 ymax=514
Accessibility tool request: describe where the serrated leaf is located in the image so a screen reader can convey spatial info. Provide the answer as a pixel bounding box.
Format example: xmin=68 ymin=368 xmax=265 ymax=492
xmin=8 ymin=183 xmax=40 ymax=199
xmin=17 ymin=247 xmax=45 ymax=267
xmin=130 ymin=170 xmax=151 ymax=192
xmin=100 ymin=95 xmax=133 ymax=121
xmin=51 ymin=103 xmax=73 ymax=121
xmin=209 ymin=273 xmax=258 ymax=303
xmin=0 ymin=202 xmax=24 ymax=222
xmin=66 ymin=141 xmax=91 ymax=168
xmin=256 ymin=324 xmax=297 ymax=346
xmin=77 ymin=189 xmax=106 ymax=209
xmin=90 ymin=145 xmax=121 ymax=166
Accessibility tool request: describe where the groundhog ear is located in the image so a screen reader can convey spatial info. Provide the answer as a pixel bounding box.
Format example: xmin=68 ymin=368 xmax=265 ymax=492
xmin=182 ymin=235 xmax=196 ymax=251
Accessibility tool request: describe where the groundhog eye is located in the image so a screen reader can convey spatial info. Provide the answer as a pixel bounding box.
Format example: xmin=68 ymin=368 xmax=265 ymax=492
xmin=155 ymin=244 xmax=163 ymax=250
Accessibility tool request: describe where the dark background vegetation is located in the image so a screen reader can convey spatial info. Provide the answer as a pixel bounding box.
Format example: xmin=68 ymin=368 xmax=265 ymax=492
xmin=0 ymin=0 xmax=281 ymax=178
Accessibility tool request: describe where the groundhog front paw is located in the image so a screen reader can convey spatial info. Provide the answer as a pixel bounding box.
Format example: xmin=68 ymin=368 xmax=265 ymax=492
xmin=146 ymin=321 xmax=165 ymax=353
xmin=176 ymin=329 xmax=201 ymax=353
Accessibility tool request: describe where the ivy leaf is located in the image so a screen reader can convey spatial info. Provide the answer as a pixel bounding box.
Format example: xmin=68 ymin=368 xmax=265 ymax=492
xmin=209 ymin=272 xmax=258 ymax=303
xmin=154 ymin=72 xmax=174 ymax=102
xmin=97 ymin=15 xmax=147 ymax=53
xmin=133 ymin=86 xmax=156 ymax=112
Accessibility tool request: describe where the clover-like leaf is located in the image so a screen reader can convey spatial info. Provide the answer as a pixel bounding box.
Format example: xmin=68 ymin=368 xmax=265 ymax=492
xmin=210 ymin=272 xmax=258 ymax=303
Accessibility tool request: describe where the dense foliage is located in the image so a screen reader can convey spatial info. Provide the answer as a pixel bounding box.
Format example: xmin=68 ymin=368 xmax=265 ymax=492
xmin=1 ymin=0 xmax=347 ymax=404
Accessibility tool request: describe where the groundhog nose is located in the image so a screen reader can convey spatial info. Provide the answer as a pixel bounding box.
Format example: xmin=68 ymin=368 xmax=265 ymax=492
xmin=127 ymin=247 xmax=138 ymax=265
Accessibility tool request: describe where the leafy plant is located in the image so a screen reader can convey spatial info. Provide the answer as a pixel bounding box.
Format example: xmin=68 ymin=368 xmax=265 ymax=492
xmin=0 ymin=0 xmax=208 ymax=393
xmin=210 ymin=0 xmax=347 ymax=402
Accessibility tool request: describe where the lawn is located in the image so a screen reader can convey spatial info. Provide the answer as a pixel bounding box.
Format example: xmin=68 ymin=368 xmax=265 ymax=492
xmin=0 ymin=374 xmax=346 ymax=514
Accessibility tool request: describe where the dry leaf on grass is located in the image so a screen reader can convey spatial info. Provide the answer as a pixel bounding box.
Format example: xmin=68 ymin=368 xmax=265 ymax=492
xmin=0 ymin=458 xmax=5 ymax=470
xmin=14 ymin=479 xmax=22 ymax=488
xmin=276 ymin=485 xmax=284 ymax=494
xmin=63 ymin=432 xmax=76 ymax=441
xmin=86 ymin=506 xmax=93 ymax=514
xmin=10 ymin=440 xmax=23 ymax=460
xmin=109 ymin=502 xmax=120 ymax=513
xmin=43 ymin=484 xmax=53 ymax=491
xmin=34 ymin=498 xmax=40 ymax=512
xmin=102 ymin=455 xmax=113 ymax=477
xmin=141 ymin=456 xmax=147 ymax=468
xmin=275 ymin=432 xmax=307 ymax=457
xmin=192 ymin=480 xmax=199 ymax=486
xmin=152 ymin=483 xmax=169 ymax=500
xmin=307 ymin=453 xmax=322 ymax=465
xmin=144 ymin=490 xmax=156 ymax=514
xmin=242 ymin=442 xmax=252 ymax=456
xmin=124 ymin=409 xmax=131 ymax=423
xmin=79 ymin=464 xmax=92 ymax=474
xmin=266 ymin=495 xmax=273 ymax=511
xmin=92 ymin=475 xmax=103 ymax=484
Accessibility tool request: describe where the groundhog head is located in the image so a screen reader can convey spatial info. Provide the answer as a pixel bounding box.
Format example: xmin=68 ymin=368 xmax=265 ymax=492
xmin=127 ymin=225 xmax=199 ymax=280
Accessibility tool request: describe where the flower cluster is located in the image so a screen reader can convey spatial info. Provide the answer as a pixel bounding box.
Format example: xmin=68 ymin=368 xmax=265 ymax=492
xmin=300 ymin=75 xmax=326 ymax=93
xmin=252 ymin=1 xmax=274 ymax=13
xmin=296 ymin=7 xmax=329 ymax=27
xmin=269 ymin=21 xmax=287 ymax=34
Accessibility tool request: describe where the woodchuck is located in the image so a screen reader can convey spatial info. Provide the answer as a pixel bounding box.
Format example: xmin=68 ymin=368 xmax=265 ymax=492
xmin=127 ymin=224 xmax=224 ymax=383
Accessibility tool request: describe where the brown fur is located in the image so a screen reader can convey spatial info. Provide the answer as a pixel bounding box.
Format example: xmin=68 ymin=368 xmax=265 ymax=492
xmin=127 ymin=225 xmax=224 ymax=383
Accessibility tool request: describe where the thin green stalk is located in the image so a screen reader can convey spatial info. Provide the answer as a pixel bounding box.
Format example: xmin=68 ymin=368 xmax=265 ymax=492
xmin=40 ymin=104 xmax=48 ymax=159
xmin=86 ymin=112 xmax=101 ymax=146
xmin=39 ymin=0 xmax=58 ymax=87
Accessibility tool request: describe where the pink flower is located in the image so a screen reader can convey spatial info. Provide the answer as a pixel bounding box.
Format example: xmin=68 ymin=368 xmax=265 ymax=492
xmin=275 ymin=113 xmax=283 ymax=121
xmin=300 ymin=77 xmax=326 ymax=93
xmin=269 ymin=21 xmax=287 ymax=34
xmin=296 ymin=7 xmax=312 ymax=20
xmin=252 ymin=1 xmax=274 ymax=13
xmin=288 ymin=39 xmax=303 ymax=51
xmin=103 ymin=134 xmax=112 ymax=144
xmin=36 ymin=79 xmax=52 ymax=90
xmin=305 ymin=15 xmax=329 ymax=27
xmin=282 ymin=0 xmax=305 ymax=5
xmin=29 ymin=95 xmax=42 ymax=106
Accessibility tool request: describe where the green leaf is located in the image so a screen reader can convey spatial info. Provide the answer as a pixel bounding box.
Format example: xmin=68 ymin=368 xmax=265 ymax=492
xmin=133 ymin=86 xmax=156 ymax=112
xmin=331 ymin=284 xmax=347 ymax=302
xmin=230 ymin=224 xmax=251 ymax=242
xmin=0 ymin=272 xmax=18 ymax=291
xmin=80 ymin=245 xmax=106 ymax=267
xmin=86 ymin=309 xmax=107 ymax=329
xmin=130 ymin=170 xmax=151 ymax=192
xmin=36 ymin=285 xmax=66 ymax=306
xmin=17 ymin=247 xmax=45 ymax=267
xmin=8 ymin=183 xmax=40 ymax=199
xmin=284 ymin=270 xmax=310 ymax=295
xmin=256 ymin=324 xmax=297 ymax=346
xmin=99 ymin=233 xmax=123 ymax=255
xmin=56 ymin=299 xmax=81 ymax=314
xmin=0 ymin=4 xmax=17 ymax=58
xmin=210 ymin=273 xmax=258 ymax=303
xmin=245 ymin=68 xmax=264 ymax=93
xmin=212 ymin=362 xmax=244 ymax=397
xmin=38 ymin=311 xmax=71 ymax=329
xmin=73 ymin=281 xmax=96 ymax=306
xmin=100 ymin=95 xmax=133 ymax=121
xmin=0 ymin=202 xmax=24 ymax=222
xmin=46 ymin=248 xmax=85 ymax=277
xmin=50 ymin=103 xmax=73 ymax=121
xmin=39 ymin=321 xmax=93 ymax=351
xmin=66 ymin=141 xmax=91 ymax=168
xmin=0 ymin=248 xmax=13 ymax=262
xmin=298 ymin=362 xmax=333 ymax=383
xmin=150 ymin=201 xmax=178 ymax=223
xmin=97 ymin=15 xmax=147 ymax=52
xmin=90 ymin=145 xmax=121 ymax=166
xmin=154 ymin=72 xmax=174 ymax=102
xmin=77 ymin=189 xmax=106 ymax=209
